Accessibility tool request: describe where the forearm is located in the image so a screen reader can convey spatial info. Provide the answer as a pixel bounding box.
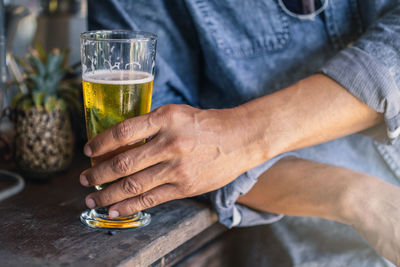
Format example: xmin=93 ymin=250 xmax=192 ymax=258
xmin=237 ymin=156 xmax=400 ymax=226
xmin=238 ymin=74 xmax=383 ymax=160
xmin=237 ymin=157 xmax=366 ymax=224
xmin=237 ymin=157 xmax=400 ymax=265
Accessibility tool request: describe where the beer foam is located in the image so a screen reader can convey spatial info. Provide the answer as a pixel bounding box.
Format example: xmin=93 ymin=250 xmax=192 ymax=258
xmin=83 ymin=70 xmax=154 ymax=85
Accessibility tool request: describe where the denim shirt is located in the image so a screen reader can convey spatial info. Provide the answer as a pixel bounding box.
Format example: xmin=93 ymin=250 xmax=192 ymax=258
xmin=88 ymin=0 xmax=400 ymax=228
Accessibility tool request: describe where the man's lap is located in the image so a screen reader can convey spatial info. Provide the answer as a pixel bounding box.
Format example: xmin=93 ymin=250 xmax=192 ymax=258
xmin=238 ymin=216 xmax=394 ymax=267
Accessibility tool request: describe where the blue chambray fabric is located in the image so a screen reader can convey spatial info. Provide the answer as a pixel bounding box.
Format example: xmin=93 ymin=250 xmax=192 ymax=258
xmin=321 ymin=0 xmax=400 ymax=144
xmin=88 ymin=0 xmax=400 ymax=265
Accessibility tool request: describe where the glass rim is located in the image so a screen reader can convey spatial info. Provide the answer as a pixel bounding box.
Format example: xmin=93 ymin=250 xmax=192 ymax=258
xmin=80 ymin=30 xmax=157 ymax=42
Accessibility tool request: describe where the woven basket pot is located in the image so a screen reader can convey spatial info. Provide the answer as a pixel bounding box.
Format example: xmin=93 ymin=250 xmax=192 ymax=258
xmin=14 ymin=108 xmax=74 ymax=179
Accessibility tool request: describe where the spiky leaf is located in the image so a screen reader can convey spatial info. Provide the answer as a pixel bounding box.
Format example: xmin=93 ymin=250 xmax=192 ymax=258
xmin=45 ymin=70 xmax=66 ymax=96
xmin=44 ymin=95 xmax=57 ymax=112
xmin=33 ymin=92 xmax=45 ymax=108
xmin=28 ymin=55 xmax=45 ymax=77
xmin=28 ymin=74 xmax=45 ymax=92
xmin=12 ymin=44 xmax=77 ymax=112
xmin=46 ymin=53 xmax=64 ymax=74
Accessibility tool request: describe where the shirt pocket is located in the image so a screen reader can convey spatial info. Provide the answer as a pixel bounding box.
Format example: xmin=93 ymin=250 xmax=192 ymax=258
xmin=193 ymin=0 xmax=290 ymax=58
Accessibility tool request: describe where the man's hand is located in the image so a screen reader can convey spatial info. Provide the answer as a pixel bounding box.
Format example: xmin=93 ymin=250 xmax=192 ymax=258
xmin=79 ymin=104 xmax=268 ymax=218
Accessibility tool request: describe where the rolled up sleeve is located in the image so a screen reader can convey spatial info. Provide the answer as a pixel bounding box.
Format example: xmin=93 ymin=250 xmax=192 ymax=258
xmin=320 ymin=3 xmax=400 ymax=144
xmin=209 ymin=152 xmax=296 ymax=228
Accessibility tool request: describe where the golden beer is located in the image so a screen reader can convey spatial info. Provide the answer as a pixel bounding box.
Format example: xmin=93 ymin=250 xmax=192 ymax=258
xmin=83 ymin=70 xmax=153 ymax=139
xmin=82 ymin=70 xmax=153 ymax=189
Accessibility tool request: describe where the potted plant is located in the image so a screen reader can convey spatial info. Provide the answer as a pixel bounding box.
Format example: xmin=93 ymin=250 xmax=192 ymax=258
xmin=11 ymin=43 xmax=79 ymax=179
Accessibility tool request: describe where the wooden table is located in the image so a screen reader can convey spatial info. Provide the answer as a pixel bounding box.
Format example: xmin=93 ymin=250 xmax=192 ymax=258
xmin=0 ymin=154 xmax=226 ymax=266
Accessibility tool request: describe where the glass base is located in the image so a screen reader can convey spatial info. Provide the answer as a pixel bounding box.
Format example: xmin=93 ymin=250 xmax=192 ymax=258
xmin=80 ymin=207 xmax=151 ymax=229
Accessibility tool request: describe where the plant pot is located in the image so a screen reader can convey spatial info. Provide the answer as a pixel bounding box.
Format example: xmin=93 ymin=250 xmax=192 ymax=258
xmin=14 ymin=108 xmax=74 ymax=180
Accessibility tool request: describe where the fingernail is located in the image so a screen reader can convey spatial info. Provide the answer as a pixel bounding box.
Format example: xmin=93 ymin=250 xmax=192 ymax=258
xmin=86 ymin=198 xmax=96 ymax=209
xmin=84 ymin=145 xmax=92 ymax=156
xmin=80 ymin=174 xmax=89 ymax=186
xmin=109 ymin=210 xmax=119 ymax=218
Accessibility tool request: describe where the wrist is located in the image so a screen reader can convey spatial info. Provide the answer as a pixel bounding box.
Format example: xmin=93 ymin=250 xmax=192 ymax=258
xmin=232 ymin=104 xmax=275 ymax=162
xmin=340 ymin=175 xmax=400 ymax=265
xmin=339 ymin=174 xmax=384 ymax=227
xmin=236 ymin=93 xmax=293 ymax=161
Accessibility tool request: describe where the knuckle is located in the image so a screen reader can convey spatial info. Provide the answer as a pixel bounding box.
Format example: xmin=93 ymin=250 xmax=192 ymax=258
xmin=121 ymin=177 xmax=142 ymax=195
xmin=166 ymin=136 xmax=191 ymax=154
xmin=88 ymin=140 xmax=103 ymax=155
xmin=139 ymin=193 xmax=156 ymax=209
xmin=147 ymin=112 xmax=157 ymax=130
xmin=94 ymin=191 xmax=112 ymax=207
xmin=177 ymin=182 xmax=195 ymax=196
xmin=173 ymin=165 xmax=197 ymax=196
xmin=153 ymin=104 xmax=193 ymax=128
xmin=121 ymin=200 xmax=137 ymax=215
xmin=174 ymin=164 xmax=191 ymax=183
xmin=112 ymin=154 xmax=132 ymax=174
xmin=151 ymin=105 xmax=171 ymax=128
xmin=160 ymin=104 xmax=174 ymax=114
xmin=153 ymin=105 xmax=168 ymax=118
xmin=156 ymin=104 xmax=179 ymax=120
xmin=112 ymin=120 xmax=133 ymax=141
xmin=169 ymin=106 xmax=184 ymax=123
xmin=85 ymin=171 xmax=100 ymax=186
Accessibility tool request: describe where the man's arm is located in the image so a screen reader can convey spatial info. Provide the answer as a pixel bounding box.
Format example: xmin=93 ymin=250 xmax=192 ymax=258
xmin=237 ymin=157 xmax=400 ymax=265
xmin=79 ymin=73 xmax=382 ymax=216
xmin=241 ymin=73 xmax=383 ymax=160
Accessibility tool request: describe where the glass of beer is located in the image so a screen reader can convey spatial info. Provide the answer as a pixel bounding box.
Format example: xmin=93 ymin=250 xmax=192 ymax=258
xmin=79 ymin=30 xmax=157 ymax=229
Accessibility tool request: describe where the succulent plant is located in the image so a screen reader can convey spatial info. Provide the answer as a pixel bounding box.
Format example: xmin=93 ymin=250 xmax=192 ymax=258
xmin=10 ymin=43 xmax=78 ymax=177
xmin=11 ymin=42 xmax=79 ymax=112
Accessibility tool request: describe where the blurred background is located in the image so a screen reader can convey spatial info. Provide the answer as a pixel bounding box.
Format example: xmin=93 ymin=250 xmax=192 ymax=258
xmin=2 ymin=0 xmax=87 ymax=109
xmin=5 ymin=0 xmax=87 ymax=66
xmin=0 ymin=0 xmax=88 ymax=179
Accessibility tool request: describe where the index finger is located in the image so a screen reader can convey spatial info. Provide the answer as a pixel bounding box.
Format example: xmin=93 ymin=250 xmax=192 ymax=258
xmin=84 ymin=112 xmax=160 ymax=157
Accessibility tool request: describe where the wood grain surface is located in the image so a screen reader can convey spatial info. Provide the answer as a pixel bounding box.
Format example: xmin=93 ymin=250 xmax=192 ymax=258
xmin=0 ymin=154 xmax=219 ymax=266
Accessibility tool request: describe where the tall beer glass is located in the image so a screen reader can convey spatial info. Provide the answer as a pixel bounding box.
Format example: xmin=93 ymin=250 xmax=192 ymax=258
xmin=80 ymin=30 xmax=157 ymax=229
